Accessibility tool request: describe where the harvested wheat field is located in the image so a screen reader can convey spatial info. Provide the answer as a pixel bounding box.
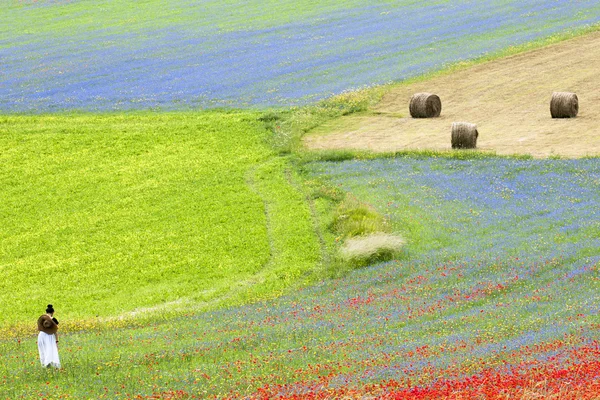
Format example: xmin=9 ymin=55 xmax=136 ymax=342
xmin=304 ymin=31 xmax=600 ymax=158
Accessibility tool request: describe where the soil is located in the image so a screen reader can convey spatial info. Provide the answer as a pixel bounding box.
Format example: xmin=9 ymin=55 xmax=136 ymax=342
xmin=303 ymin=31 xmax=600 ymax=158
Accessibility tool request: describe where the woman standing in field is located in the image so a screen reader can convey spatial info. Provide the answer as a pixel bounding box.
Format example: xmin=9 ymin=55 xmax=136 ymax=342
xmin=37 ymin=304 xmax=61 ymax=368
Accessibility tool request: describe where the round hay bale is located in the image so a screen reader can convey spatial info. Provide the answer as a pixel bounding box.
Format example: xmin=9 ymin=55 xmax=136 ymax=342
xmin=550 ymin=92 xmax=578 ymax=118
xmin=451 ymin=122 xmax=478 ymax=149
xmin=409 ymin=93 xmax=442 ymax=118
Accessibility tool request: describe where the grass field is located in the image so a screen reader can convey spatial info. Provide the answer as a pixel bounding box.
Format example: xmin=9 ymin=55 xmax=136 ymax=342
xmin=4 ymin=1 xmax=600 ymax=111
xmin=2 ymin=154 xmax=599 ymax=398
xmin=0 ymin=112 xmax=322 ymax=332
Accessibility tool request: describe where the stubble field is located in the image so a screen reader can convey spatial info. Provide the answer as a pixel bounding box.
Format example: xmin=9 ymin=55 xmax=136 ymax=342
xmin=305 ymin=31 xmax=600 ymax=158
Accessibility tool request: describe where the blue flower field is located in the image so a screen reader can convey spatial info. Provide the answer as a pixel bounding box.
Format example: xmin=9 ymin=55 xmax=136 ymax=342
xmin=3 ymin=0 xmax=600 ymax=112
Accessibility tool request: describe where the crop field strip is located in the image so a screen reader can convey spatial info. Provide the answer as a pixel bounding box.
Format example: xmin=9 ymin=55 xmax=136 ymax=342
xmin=3 ymin=1 xmax=600 ymax=112
xmin=305 ymin=29 xmax=600 ymax=158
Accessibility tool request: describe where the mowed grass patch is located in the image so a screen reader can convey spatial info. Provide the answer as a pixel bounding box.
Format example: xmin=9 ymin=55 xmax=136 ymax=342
xmin=304 ymin=27 xmax=600 ymax=158
xmin=0 ymin=112 xmax=321 ymax=331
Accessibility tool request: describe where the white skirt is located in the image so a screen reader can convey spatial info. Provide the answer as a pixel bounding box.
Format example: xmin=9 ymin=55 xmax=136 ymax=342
xmin=38 ymin=331 xmax=61 ymax=368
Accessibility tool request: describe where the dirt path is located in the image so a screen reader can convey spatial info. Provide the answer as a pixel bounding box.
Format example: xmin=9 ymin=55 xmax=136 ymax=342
xmin=304 ymin=31 xmax=600 ymax=158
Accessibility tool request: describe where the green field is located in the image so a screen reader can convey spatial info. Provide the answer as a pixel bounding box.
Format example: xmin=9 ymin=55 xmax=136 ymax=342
xmin=0 ymin=112 xmax=322 ymax=333
xmin=4 ymin=2 xmax=600 ymax=397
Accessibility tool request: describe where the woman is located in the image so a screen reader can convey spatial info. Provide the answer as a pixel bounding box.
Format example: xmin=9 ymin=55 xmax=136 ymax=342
xmin=37 ymin=304 xmax=61 ymax=368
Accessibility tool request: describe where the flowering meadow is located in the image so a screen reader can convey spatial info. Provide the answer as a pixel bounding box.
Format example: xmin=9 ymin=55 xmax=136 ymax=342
xmin=4 ymin=1 xmax=600 ymax=398
xmin=3 ymin=154 xmax=599 ymax=398
xmin=4 ymin=1 xmax=600 ymax=112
